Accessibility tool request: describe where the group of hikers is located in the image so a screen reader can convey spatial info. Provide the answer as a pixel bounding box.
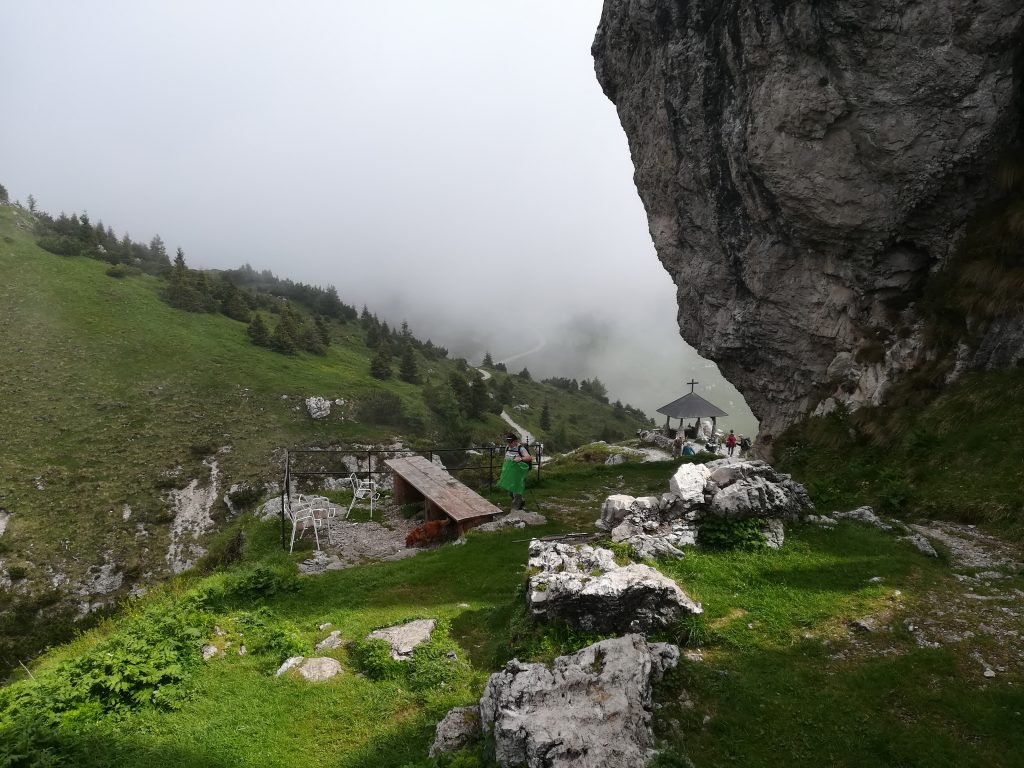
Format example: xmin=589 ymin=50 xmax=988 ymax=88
xmin=496 ymin=427 xmax=753 ymax=514
xmin=672 ymin=428 xmax=751 ymax=458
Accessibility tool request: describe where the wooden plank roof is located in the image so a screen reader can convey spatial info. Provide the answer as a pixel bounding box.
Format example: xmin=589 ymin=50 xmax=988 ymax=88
xmin=656 ymin=392 xmax=728 ymax=419
xmin=385 ymin=455 xmax=503 ymax=523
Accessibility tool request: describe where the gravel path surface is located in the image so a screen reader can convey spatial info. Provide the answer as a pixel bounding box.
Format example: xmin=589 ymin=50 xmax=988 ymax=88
xmin=298 ymin=505 xmax=420 ymax=574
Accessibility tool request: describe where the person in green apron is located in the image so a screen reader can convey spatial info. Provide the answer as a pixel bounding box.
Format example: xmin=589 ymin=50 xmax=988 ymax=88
xmin=497 ymin=432 xmax=532 ymax=511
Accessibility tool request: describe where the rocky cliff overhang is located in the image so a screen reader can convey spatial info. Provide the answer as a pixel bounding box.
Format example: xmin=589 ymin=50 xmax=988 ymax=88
xmin=594 ymin=0 xmax=1024 ymax=440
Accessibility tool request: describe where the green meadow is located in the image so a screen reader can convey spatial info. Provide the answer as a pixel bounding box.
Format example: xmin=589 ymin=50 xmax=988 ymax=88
xmin=2 ymin=458 xmax=1021 ymax=767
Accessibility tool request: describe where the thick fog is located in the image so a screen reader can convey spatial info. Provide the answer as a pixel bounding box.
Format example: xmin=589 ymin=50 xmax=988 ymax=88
xmin=1 ymin=1 xmax=758 ymax=437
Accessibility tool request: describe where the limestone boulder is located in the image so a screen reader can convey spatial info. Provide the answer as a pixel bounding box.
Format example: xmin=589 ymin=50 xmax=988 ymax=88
xmin=275 ymin=656 xmax=343 ymax=682
xmin=475 ymin=510 xmax=547 ymax=533
xmin=315 ymin=630 xmax=343 ymax=651
xmin=833 ymin=505 xmax=893 ymax=530
xmin=478 ymin=634 xmax=679 ymax=768
xmin=305 ymin=396 xmax=331 ymax=420
xmin=596 ymin=494 xmax=635 ymax=531
xmin=527 ymin=541 xmax=701 ymax=633
xmin=627 ymin=534 xmax=686 ymax=561
xmin=429 ymin=706 xmax=482 ymax=758
xmin=668 ymin=463 xmax=711 ymax=504
xmin=709 ymin=475 xmax=803 ymax=520
xmin=366 ymin=619 xmax=436 ymax=660
xmin=706 ymin=459 xmax=814 ymax=521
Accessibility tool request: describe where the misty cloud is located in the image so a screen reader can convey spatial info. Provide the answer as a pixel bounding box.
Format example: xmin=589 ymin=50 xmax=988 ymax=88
xmin=0 ymin=0 xmax=757 ymax=437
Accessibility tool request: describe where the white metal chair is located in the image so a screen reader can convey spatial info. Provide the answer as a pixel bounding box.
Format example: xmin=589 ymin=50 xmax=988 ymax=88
xmin=286 ymin=495 xmax=335 ymax=553
xmin=347 ymin=474 xmax=381 ymax=519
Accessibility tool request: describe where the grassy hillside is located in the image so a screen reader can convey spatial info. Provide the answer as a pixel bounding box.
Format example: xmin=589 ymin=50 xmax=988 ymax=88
xmin=0 ymin=203 xmax=649 ymax=670
xmin=1 ymin=458 xmax=1020 ymax=767
xmin=775 ymin=369 xmax=1024 ymax=539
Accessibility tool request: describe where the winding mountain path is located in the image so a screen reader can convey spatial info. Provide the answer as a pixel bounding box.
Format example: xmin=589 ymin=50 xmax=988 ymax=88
xmin=500 ymin=410 xmax=533 ymax=445
xmin=495 ymin=330 xmax=547 ymax=367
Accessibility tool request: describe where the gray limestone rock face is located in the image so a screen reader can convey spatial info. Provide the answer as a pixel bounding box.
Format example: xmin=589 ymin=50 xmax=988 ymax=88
xmin=593 ymin=0 xmax=1024 ymax=440
xmin=275 ymin=655 xmax=343 ymax=682
xmin=761 ymin=518 xmax=786 ymax=550
xmin=710 ymin=475 xmax=801 ymax=521
xmin=899 ymin=533 xmax=939 ymax=558
xmin=596 ymin=494 xmax=636 ymax=531
xmin=315 ymin=630 xmax=343 ymax=651
xmin=478 ymin=634 xmax=679 ymax=768
xmin=366 ymin=619 xmax=436 ymax=660
xmin=429 ymin=706 xmax=482 ymax=758
xmin=528 ymin=541 xmax=701 ymax=633
xmin=628 ymin=534 xmax=687 ymax=561
xmin=305 ymin=396 xmax=331 ymax=420
xmin=669 ymin=463 xmax=711 ymax=504
xmin=475 ymin=510 xmax=548 ymax=533
xmin=705 ymin=458 xmax=813 ymax=521
xmin=297 ymin=657 xmax=343 ymax=682
xmin=833 ymin=505 xmax=893 ymax=530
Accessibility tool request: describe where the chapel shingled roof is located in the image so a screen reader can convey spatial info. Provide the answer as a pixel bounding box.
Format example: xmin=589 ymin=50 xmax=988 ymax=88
xmin=655 ymin=392 xmax=728 ymax=419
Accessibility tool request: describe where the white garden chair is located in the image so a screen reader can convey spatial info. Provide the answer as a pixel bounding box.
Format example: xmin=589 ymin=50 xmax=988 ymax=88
xmin=347 ymin=474 xmax=381 ymax=519
xmin=287 ymin=495 xmax=334 ymax=552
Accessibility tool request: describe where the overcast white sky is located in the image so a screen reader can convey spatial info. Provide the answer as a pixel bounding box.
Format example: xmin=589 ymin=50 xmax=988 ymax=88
xmin=1 ymin=0 xmax=757 ymax=435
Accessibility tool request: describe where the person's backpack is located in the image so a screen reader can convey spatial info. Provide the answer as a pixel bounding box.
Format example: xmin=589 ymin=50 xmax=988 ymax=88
xmin=518 ymin=445 xmax=533 ymax=467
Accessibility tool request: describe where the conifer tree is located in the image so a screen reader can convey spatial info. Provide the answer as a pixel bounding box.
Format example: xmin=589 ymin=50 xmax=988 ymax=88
xmin=482 ymin=351 xmax=494 ymax=367
xmin=151 ymin=235 xmax=169 ymax=265
xmin=219 ymin=279 xmax=252 ymax=322
xmin=540 ymin=401 xmax=552 ymax=430
xmin=26 ymin=194 xmax=36 ymax=212
xmin=399 ymin=346 xmax=419 ymax=384
xmin=467 ymin=377 xmax=488 ymax=419
xmin=0 ymin=183 xmax=7 ymax=203
xmin=365 ymin=322 xmax=381 ymax=348
xmin=247 ymin=312 xmax=270 ymax=346
xmin=314 ymin=315 xmax=332 ymax=347
xmin=270 ymin=306 xmax=300 ymax=354
xmin=497 ymin=376 xmax=515 ymax=405
xmin=370 ymin=348 xmax=392 ymax=379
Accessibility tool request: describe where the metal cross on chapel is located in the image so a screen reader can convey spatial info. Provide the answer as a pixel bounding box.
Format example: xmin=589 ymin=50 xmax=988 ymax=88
xmin=687 ymin=379 xmax=698 ymax=394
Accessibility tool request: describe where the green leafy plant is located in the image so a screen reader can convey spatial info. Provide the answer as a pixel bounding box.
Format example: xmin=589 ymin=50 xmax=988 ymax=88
xmin=223 ymin=565 xmax=300 ymax=603
xmin=230 ymin=608 xmax=305 ymax=665
xmin=350 ymin=637 xmax=404 ymax=681
xmin=697 ymin=516 xmax=767 ymax=550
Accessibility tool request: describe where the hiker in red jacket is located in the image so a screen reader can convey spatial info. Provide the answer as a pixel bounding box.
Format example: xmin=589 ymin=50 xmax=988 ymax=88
xmin=726 ymin=430 xmax=738 ymax=457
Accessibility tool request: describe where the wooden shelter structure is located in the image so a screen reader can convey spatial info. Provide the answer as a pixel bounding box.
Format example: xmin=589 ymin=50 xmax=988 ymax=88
xmin=656 ymin=380 xmax=728 ymax=437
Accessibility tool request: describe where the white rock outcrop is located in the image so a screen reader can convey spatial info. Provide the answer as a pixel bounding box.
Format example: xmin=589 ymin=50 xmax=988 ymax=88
xmin=477 ymin=634 xmax=679 ymax=768
xmin=668 ymin=463 xmax=711 ymax=504
xmin=475 ymin=510 xmax=547 ymax=532
xmin=429 ymin=706 xmax=482 ymax=758
xmin=165 ymin=458 xmax=220 ymax=574
xmin=366 ymin=619 xmax=436 ymax=660
xmin=315 ymin=630 xmax=343 ymax=651
xmin=528 ymin=541 xmax=701 ymax=633
xmin=275 ymin=656 xmax=343 ymax=682
xmin=305 ymin=396 xmax=331 ymax=420
xmin=596 ymin=494 xmax=635 ymax=531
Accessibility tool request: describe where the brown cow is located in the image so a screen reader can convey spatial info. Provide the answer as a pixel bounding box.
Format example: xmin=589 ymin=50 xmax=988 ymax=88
xmin=405 ymin=519 xmax=452 ymax=548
